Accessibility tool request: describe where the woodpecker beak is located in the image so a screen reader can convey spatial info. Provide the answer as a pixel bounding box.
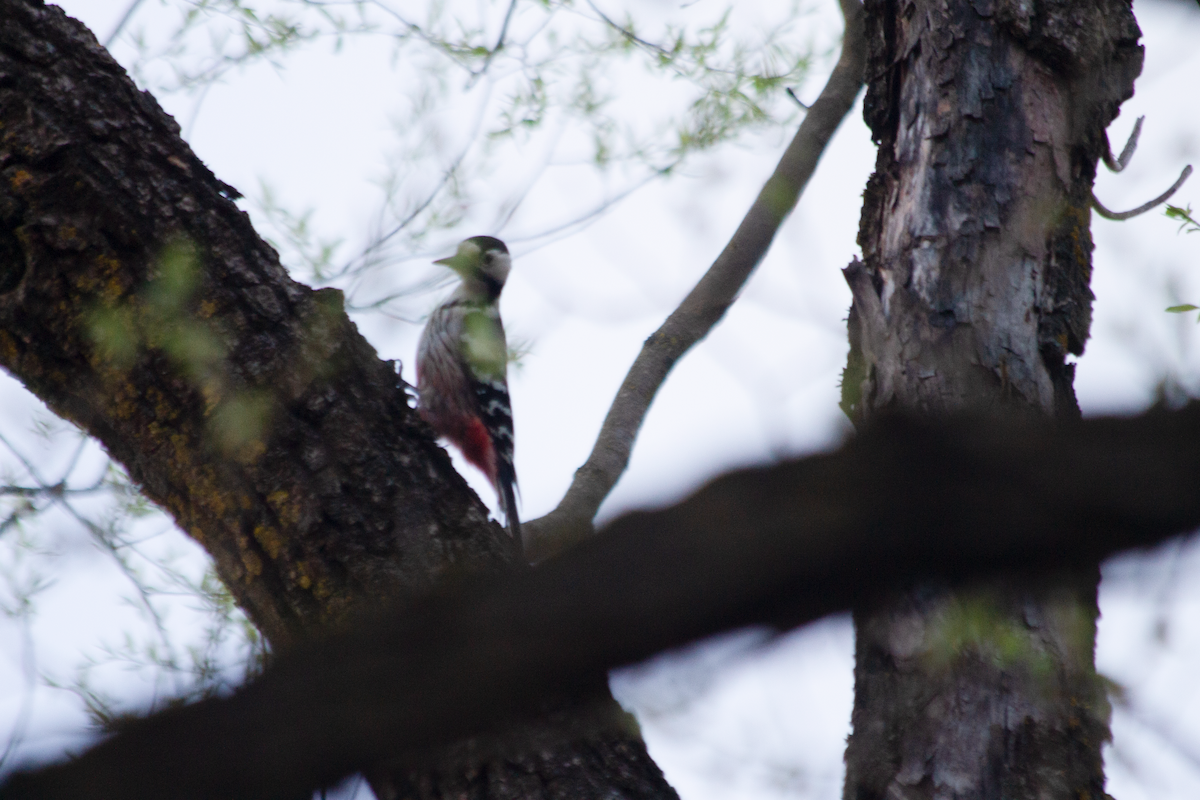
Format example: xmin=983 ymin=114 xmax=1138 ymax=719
xmin=433 ymin=253 xmax=472 ymax=272
xmin=434 ymin=239 xmax=483 ymax=275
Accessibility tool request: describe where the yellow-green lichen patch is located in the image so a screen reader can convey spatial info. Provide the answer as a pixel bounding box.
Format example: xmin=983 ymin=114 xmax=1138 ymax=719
xmin=86 ymin=305 xmax=139 ymax=370
xmin=292 ymin=561 xmax=313 ymax=591
xmin=241 ymin=548 xmax=263 ymax=580
xmin=208 ymin=390 xmax=274 ymax=463
xmin=9 ymin=169 xmax=32 ymax=191
xmin=252 ymin=524 xmax=284 ymax=560
xmin=0 ymin=330 xmax=20 ymax=367
xmin=266 ymin=489 xmax=303 ymax=530
xmin=107 ymin=377 xmax=139 ymax=420
xmin=52 ymin=224 xmax=83 ymax=250
xmin=189 ymin=468 xmax=229 ymax=520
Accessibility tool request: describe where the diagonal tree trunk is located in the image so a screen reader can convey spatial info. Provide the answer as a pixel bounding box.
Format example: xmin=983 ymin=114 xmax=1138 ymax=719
xmin=841 ymin=1 xmax=1143 ymax=799
xmin=0 ymin=2 xmax=675 ymax=797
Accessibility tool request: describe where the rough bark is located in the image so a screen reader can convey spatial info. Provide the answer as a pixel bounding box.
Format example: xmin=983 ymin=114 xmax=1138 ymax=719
xmin=0 ymin=2 xmax=674 ymax=798
xmin=6 ymin=402 xmax=1200 ymax=800
xmin=842 ymin=1 xmax=1143 ymax=799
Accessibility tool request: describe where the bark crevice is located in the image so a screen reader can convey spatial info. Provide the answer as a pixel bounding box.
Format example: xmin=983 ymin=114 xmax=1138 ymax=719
xmin=0 ymin=2 xmax=674 ymax=797
xmin=842 ymin=1 xmax=1143 ymax=799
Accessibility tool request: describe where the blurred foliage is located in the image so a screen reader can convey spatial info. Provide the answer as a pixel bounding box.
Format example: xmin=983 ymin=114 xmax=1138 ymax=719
xmin=42 ymin=560 xmax=267 ymax=733
xmin=0 ymin=428 xmax=265 ymax=749
xmin=87 ymin=237 xmax=278 ymax=460
xmin=113 ymin=0 xmax=819 ymax=299
xmin=1166 ymin=203 xmax=1199 ymax=235
xmin=924 ymin=593 xmax=1057 ymax=679
xmin=3 ymin=0 xmax=825 ymax=755
xmin=1166 ymin=204 xmax=1200 ymax=321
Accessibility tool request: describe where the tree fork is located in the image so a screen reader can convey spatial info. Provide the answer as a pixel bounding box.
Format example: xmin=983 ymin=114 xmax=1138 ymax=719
xmin=842 ymin=1 xmax=1143 ymax=799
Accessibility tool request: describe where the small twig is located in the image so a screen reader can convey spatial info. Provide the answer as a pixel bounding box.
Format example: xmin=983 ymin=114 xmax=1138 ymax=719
xmin=785 ymin=87 xmax=810 ymax=111
xmin=1112 ymin=693 xmax=1200 ymax=774
xmin=0 ymin=430 xmax=172 ymax=646
xmin=465 ymin=0 xmax=519 ymax=88
xmin=510 ymin=159 xmax=680 ymax=250
xmin=521 ymin=0 xmax=868 ymax=561
xmin=0 ymin=483 xmax=104 ymax=497
xmin=0 ymin=606 xmax=36 ymax=773
xmin=1093 ymin=164 xmax=1193 ymax=221
xmin=1102 ymin=115 xmax=1144 ymax=173
xmin=103 ymin=0 xmax=148 ymax=48
xmin=582 ymin=0 xmax=742 ymax=80
xmin=328 ymin=87 xmax=490 ymax=282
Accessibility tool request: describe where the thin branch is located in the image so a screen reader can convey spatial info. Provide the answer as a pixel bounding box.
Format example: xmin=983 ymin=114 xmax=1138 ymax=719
xmin=1093 ymin=165 xmax=1193 ymax=221
xmin=6 ymin=402 xmax=1200 ymax=800
xmin=509 ymin=159 xmax=680 ymax=249
xmin=785 ymin=86 xmax=811 ymax=110
xmin=0 ymin=607 xmax=36 ymax=773
xmin=0 ymin=484 xmax=105 ymax=497
xmin=583 ymin=0 xmax=743 ymax=80
xmin=522 ymin=0 xmax=868 ymax=560
xmin=1102 ymin=115 xmax=1143 ymax=173
xmin=1113 ymin=694 xmax=1200 ymax=774
xmin=327 ymin=84 xmax=492 ymax=283
xmin=465 ymin=0 xmax=520 ymax=88
xmin=103 ymin=0 xmax=148 ymax=48
xmin=0 ymin=431 xmax=171 ymax=646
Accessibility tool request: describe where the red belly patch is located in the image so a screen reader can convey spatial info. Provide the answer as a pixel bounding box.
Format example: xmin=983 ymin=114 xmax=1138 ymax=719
xmin=456 ymin=417 xmax=497 ymax=486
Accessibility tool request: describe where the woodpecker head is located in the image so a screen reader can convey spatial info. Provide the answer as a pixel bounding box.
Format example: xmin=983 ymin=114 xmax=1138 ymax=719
xmin=434 ymin=236 xmax=511 ymax=300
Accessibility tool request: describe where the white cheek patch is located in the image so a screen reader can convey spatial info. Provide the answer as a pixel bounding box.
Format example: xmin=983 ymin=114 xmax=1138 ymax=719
xmin=489 ymin=253 xmax=512 ymax=284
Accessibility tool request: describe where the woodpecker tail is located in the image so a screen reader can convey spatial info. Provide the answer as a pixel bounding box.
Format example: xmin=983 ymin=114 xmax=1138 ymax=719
xmin=499 ymin=478 xmax=521 ymax=546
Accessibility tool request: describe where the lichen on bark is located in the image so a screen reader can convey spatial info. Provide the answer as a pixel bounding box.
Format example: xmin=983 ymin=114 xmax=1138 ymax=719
xmin=0 ymin=1 xmax=676 ymax=797
xmin=841 ymin=0 xmax=1142 ymax=798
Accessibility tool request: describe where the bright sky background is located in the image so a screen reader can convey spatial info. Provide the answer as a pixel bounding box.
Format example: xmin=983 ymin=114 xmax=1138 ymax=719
xmin=2 ymin=1 xmax=1200 ymax=799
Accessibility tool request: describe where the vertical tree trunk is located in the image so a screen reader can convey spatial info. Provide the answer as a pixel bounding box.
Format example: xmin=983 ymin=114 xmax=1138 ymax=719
xmin=842 ymin=1 xmax=1142 ymax=799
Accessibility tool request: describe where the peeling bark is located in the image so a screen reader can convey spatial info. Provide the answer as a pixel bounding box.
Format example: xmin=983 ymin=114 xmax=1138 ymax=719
xmin=0 ymin=2 xmax=674 ymax=797
xmin=842 ymin=0 xmax=1142 ymax=799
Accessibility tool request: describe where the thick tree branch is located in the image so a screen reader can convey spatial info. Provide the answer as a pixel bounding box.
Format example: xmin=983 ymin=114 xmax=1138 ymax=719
xmin=0 ymin=0 xmax=517 ymax=647
xmin=523 ymin=0 xmax=868 ymax=561
xmin=5 ymin=403 xmax=1200 ymax=800
xmin=0 ymin=6 xmax=679 ymax=798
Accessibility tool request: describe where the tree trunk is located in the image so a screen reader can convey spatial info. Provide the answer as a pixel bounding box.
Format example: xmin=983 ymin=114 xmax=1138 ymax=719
xmin=0 ymin=2 xmax=676 ymax=797
xmin=841 ymin=1 xmax=1142 ymax=799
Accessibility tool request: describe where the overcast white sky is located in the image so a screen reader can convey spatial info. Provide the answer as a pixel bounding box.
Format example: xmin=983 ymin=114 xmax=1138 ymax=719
xmin=3 ymin=1 xmax=1200 ymax=798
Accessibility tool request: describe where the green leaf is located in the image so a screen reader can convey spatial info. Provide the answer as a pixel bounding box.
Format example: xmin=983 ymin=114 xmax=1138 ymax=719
xmin=1165 ymin=304 xmax=1199 ymax=313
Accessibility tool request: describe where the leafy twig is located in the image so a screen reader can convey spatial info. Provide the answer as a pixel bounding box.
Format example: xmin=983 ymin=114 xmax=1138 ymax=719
xmin=1166 ymin=202 xmax=1200 ymax=234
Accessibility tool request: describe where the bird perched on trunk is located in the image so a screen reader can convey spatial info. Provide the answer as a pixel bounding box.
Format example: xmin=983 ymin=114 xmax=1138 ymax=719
xmin=416 ymin=236 xmax=520 ymax=543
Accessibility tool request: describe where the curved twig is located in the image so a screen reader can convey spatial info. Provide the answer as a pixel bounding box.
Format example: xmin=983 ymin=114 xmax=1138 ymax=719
xmin=785 ymin=87 xmax=811 ymax=111
xmin=1102 ymin=115 xmax=1143 ymax=173
xmin=522 ymin=0 xmax=868 ymax=561
xmin=102 ymin=0 xmax=147 ymax=48
xmin=1093 ymin=164 xmax=1193 ymax=221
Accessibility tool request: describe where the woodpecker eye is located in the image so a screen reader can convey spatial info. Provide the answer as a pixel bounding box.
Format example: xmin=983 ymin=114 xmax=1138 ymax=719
xmin=483 ymin=252 xmax=494 ymax=265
